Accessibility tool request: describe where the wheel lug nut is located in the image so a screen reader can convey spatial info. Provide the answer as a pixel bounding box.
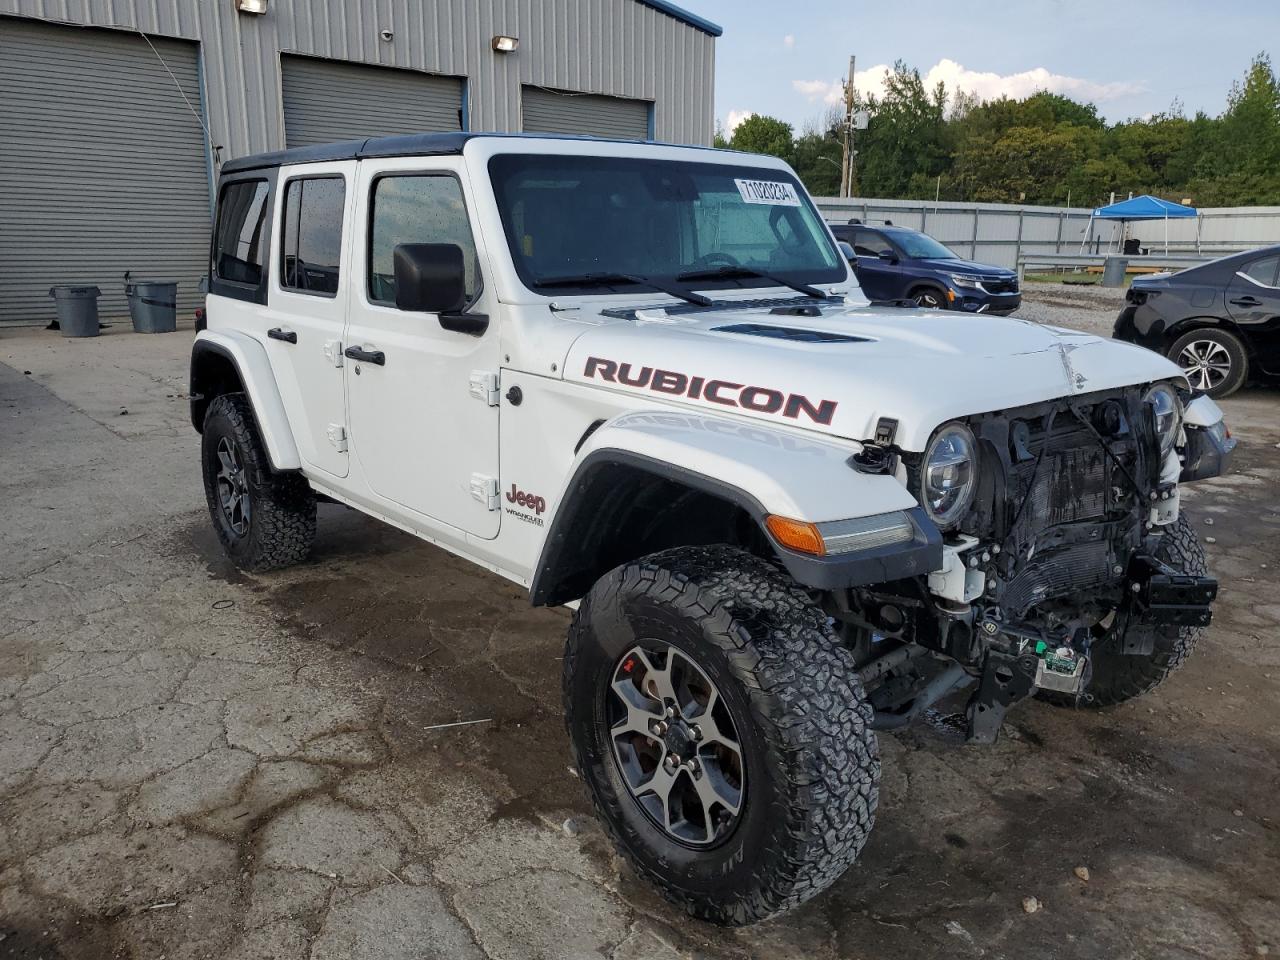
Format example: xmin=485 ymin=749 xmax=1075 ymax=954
xmin=664 ymin=706 xmax=676 ymax=719
xmin=663 ymin=755 xmax=677 ymax=770
xmin=691 ymin=725 xmax=703 ymax=741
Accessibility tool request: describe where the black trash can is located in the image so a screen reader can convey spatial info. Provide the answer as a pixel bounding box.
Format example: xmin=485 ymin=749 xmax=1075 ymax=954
xmin=48 ymin=286 xmax=102 ymax=338
xmin=125 ymin=279 xmax=178 ymax=334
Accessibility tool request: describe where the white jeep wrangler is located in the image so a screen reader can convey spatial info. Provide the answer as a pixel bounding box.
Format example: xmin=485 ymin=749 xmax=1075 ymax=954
xmin=191 ymin=133 xmax=1235 ymax=925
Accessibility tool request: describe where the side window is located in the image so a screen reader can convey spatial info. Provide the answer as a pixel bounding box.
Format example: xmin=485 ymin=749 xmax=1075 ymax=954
xmin=280 ymin=177 xmax=346 ymax=296
xmin=213 ymin=180 xmax=269 ymax=285
xmin=852 ymin=229 xmax=893 ymax=258
xmin=368 ymin=175 xmax=478 ymax=306
xmin=1242 ymin=256 xmax=1280 ymax=288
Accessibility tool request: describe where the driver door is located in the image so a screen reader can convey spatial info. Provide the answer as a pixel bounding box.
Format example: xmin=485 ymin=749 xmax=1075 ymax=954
xmin=342 ymin=157 xmax=501 ymax=538
xmin=850 ymin=228 xmax=900 ymax=300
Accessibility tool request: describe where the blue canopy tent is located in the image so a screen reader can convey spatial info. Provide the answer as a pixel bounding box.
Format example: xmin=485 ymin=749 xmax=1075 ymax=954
xmin=1081 ymin=195 xmax=1200 ymax=255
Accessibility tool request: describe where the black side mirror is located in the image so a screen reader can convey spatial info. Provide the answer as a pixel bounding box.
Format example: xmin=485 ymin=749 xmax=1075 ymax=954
xmin=878 ymin=250 xmax=899 ymax=264
xmin=392 ymin=243 xmax=487 ymax=335
xmin=394 ymin=243 xmax=466 ymax=313
xmin=837 ymin=240 xmax=856 ymax=261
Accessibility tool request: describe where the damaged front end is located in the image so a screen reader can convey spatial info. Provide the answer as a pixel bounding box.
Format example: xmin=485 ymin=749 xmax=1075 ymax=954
xmin=831 ymin=385 xmax=1231 ymax=743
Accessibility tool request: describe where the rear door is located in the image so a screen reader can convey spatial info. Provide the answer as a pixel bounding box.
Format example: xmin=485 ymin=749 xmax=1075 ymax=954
xmin=850 ymin=228 xmax=900 ymax=300
xmin=1226 ymin=254 xmax=1280 ymax=375
xmin=261 ymin=161 xmax=356 ymax=478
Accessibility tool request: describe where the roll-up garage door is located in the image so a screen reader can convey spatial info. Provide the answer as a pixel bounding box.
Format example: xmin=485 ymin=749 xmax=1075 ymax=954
xmin=0 ymin=18 xmax=210 ymax=325
xmin=521 ymin=86 xmax=651 ymax=140
xmin=281 ymin=55 xmax=464 ymax=148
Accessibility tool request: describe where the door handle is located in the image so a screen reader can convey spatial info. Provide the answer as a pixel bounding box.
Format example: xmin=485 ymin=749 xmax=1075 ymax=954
xmin=267 ymin=327 xmax=297 ymax=344
xmin=1230 ymin=296 xmax=1261 ymax=307
xmin=344 ymin=345 xmax=386 ymax=366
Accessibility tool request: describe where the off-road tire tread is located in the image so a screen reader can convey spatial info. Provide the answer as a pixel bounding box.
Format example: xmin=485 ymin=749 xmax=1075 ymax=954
xmin=1043 ymin=513 xmax=1206 ymax=709
xmin=563 ymin=545 xmax=879 ymax=925
xmin=202 ymin=392 xmax=315 ymax=572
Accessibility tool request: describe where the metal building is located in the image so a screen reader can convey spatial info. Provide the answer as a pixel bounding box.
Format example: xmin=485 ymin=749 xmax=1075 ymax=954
xmin=0 ymin=0 xmax=720 ymax=324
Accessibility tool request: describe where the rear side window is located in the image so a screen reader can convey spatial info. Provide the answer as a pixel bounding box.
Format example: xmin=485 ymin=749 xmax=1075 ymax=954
xmin=1242 ymin=256 xmax=1279 ymax=288
xmin=280 ymin=176 xmax=346 ymax=296
xmin=368 ymin=175 xmax=478 ymax=306
xmin=213 ymin=180 xmax=269 ymax=286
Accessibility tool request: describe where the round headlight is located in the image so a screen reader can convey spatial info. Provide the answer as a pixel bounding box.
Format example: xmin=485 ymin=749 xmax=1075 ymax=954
xmin=920 ymin=422 xmax=977 ymax=529
xmin=1143 ymin=383 xmax=1181 ymax=457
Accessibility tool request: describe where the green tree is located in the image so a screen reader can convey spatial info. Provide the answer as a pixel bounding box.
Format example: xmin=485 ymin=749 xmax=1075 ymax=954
xmin=855 ymin=61 xmax=948 ymax=197
xmin=728 ymin=115 xmax=794 ymax=160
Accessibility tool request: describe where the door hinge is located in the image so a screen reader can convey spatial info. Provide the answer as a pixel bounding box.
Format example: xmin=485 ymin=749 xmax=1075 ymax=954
xmin=470 ymin=473 xmax=499 ymax=510
xmin=327 ymin=423 xmax=348 ymax=453
xmin=468 ymin=370 xmax=500 ymax=406
xmin=324 ymin=339 xmax=344 ymax=368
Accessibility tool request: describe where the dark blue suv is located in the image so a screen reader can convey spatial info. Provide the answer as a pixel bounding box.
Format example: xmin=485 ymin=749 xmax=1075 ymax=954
xmin=829 ymin=222 xmax=1021 ymax=315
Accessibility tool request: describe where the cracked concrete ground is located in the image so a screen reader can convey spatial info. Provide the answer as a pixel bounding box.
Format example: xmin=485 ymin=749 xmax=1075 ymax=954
xmin=2 ymin=299 xmax=1278 ymax=960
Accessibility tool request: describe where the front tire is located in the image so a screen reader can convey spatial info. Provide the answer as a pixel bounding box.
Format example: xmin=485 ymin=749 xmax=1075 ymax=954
xmin=563 ymin=545 xmax=879 ymax=925
xmin=1044 ymin=514 xmax=1207 ymax=709
xmin=201 ymin=393 xmax=315 ymax=572
xmin=910 ymin=286 xmax=948 ymax=309
xmin=1167 ymin=327 xmax=1247 ymax=398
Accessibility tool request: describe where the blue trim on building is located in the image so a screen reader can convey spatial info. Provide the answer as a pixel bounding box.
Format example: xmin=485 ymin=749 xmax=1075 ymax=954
xmin=646 ymin=102 xmax=655 ymax=141
xmin=634 ymin=0 xmax=723 ymax=36
xmin=459 ymin=77 xmax=470 ymax=131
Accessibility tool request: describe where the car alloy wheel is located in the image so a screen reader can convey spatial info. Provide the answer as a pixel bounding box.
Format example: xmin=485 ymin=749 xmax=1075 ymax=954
xmin=916 ymin=291 xmax=943 ymax=309
xmin=214 ymin=436 xmax=251 ymax=536
xmin=1177 ymin=339 xmax=1232 ymax=393
xmin=607 ymin=643 xmax=745 ymax=847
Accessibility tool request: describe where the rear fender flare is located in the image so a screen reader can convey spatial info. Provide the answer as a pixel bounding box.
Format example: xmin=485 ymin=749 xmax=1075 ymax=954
xmin=190 ymin=330 xmax=300 ymax=471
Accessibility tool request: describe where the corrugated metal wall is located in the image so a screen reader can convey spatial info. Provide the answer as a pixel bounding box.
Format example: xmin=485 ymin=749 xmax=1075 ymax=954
xmin=0 ymin=0 xmax=716 ymax=164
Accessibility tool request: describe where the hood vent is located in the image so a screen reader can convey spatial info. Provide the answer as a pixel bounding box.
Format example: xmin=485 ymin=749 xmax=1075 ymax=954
xmin=712 ymin=322 xmax=870 ymax=344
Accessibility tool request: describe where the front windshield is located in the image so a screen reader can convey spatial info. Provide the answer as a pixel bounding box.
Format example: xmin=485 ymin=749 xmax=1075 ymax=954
xmin=893 ymin=231 xmax=959 ymax=260
xmin=488 ymin=153 xmax=844 ymax=294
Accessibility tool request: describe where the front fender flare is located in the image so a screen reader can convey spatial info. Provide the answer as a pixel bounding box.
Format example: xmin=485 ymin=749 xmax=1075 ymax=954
xmin=190 ymin=330 xmax=300 ymax=471
xmin=530 ymin=410 xmax=939 ymax=604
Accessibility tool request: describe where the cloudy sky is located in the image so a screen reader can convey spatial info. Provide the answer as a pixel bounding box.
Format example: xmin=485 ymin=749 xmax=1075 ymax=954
xmin=694 ymin=0 xmax=1280 ymax=135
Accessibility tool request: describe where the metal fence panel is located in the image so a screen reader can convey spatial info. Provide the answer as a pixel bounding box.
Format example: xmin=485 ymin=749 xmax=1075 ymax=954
xmin=815 ymin=196 xmax=1280 ymax=269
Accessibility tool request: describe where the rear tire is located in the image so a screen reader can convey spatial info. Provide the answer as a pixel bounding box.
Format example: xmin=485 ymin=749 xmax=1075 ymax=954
xmin=201 ymin=393 xmax=315 ymax=572
xmin=563 ymin=545 xmax=879 ymax=925
xmin=1042 ymin=514 xmax=1207 ymax=709
xmin=1167 ymin=327 xmax=1247 ymax=398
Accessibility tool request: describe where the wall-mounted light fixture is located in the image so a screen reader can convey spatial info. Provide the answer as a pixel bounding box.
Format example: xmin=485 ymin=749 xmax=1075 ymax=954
xmin=379 ymin=29 xmax=394 ymax=42
xmin=491 ymin=35 xmax=519 ymax=53
xmin=233 ymin=0 xmax=268 ymax=14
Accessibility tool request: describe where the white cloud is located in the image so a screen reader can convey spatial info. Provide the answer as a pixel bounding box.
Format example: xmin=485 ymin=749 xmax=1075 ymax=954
xmin=783 ymin=34 xmax=795 ymax=48
xmin=793 ymin=58 xmax=1144 ymax=109
xmin=725 ymin=109 xmax=755 ymax=134
xmin=792 ymin=79 xmax=841 ymax=104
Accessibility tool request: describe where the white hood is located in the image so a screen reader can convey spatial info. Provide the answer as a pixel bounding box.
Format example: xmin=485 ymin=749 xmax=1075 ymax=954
xmin=562 ymin=301 xmax=1185 ymax=450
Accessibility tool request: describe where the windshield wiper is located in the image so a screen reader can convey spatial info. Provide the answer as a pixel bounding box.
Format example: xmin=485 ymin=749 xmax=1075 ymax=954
xmin=676 ymin=266 xmax=826 ymax=299
xmin=531 ymin=272 xmax=712 ymax=307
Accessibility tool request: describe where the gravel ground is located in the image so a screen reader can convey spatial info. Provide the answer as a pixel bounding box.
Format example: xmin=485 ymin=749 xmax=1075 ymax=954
xmin=1 ymin=297 xmax=1277 ymax=960
xmin=1014 ymin=281 xmax=1128 ymax=337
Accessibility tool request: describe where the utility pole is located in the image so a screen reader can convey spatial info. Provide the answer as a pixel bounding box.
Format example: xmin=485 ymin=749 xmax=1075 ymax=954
xmin=840 ymin=55 xmax=856 ymax=199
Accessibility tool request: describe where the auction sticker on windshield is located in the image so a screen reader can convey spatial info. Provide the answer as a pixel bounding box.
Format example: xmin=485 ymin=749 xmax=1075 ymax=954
xmin=734 ymin=179 xmax=801 ymax=206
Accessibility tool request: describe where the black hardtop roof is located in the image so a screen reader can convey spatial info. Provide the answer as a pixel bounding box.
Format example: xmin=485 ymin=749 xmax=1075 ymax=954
xmin=218 ymin=131 xmax=731 ymax=176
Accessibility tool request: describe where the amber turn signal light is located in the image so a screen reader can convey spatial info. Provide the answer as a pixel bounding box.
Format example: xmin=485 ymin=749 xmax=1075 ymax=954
xmin=765 ymin=515 xmax=826 ymax=556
